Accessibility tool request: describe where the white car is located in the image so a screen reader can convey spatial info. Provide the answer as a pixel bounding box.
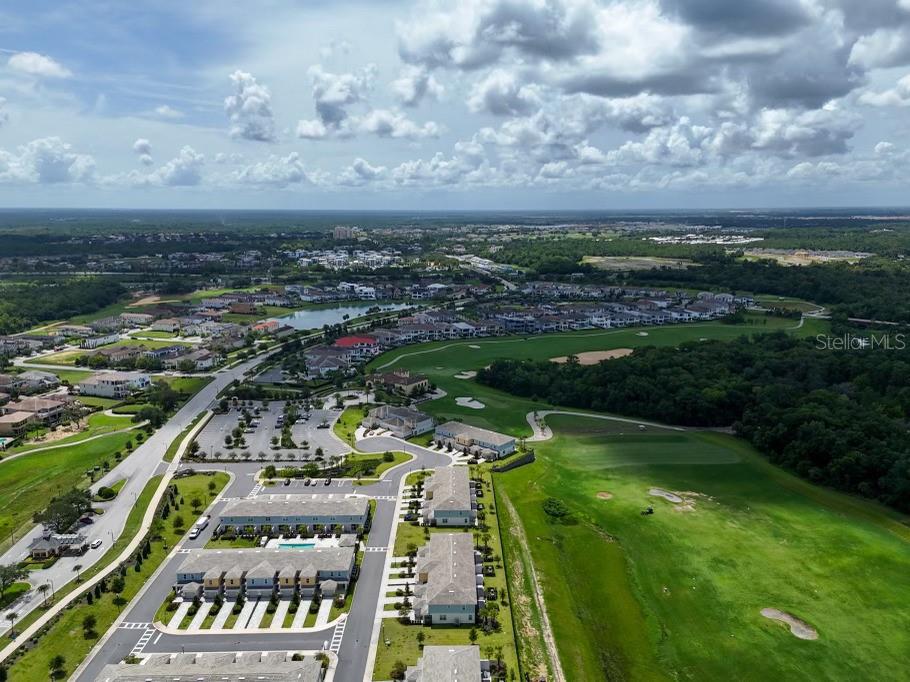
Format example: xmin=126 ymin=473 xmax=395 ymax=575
xmin=90 ymin=539 xmax=102 ymax=549
xmin=188 ymin=528 xmax=200 ymax=540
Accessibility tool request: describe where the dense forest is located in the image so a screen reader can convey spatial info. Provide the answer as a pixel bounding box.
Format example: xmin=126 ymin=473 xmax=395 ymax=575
xmin=0 ymin=278 xmax=125 ymax=334
xmin=632 ymin=259 xmax=910 ymax=323
xmin=478 ymin=333 xmax=910 ymax=512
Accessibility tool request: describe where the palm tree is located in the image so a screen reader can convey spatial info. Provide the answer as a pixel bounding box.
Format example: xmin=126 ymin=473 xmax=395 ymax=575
xmin=48 ymin=654 xmax=66 ymax=678
xmin=37 ymin=583 xmax=50 ymax=607
xmin=72 ymin=564 xmax=83 ymax=582
xmin=4 ymin=611 xmax=17 ymax=637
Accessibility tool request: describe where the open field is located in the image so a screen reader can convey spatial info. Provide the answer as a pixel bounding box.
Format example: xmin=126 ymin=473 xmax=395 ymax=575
xmin=0 ymin=430 xmax=135 ymax=552
xmin=367 ymin=316 xmax=825 ymax=437
xmin=3 ymin=411 xmax=137 ymax=456
xmin=495 ymin=414 xmax=910 ymax=681
xmin=742 ymin=248 xmax=872 ymax=266
xmin=4 ymin=473 xmax=229 ymax=681
xmin=582 ymin=255 xmax=698 ymax=271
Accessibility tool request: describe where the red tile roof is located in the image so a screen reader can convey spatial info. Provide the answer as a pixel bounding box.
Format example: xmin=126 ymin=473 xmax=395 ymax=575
xmin=333 ymin=335 xmax=378 ymax=348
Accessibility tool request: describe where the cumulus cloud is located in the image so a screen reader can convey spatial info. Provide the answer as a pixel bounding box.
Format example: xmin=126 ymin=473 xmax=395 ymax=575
xmin=860 ymin=74 xmax=910 ymax=106
xmin=0 ymin=137 xmax=94 ymax=184
xmin=149 ymin=146 xmax=204 ymax=186
xmin=224 ymin=70 xmax=276 ymax=142
xmin=468 ymin=69 xmax=541 ymax=115
xmin=234 ymin=152 xmax=307 ymax=187
xmin=132 ymin=138 xmax=153 ymax=166
xmin=297 ymin=64 xmax=377 ymax=138
xmin=849 ymin=27 xmax=910 ymax=69
xmin=358 ymin=109 xmax=440 ymax=139
xmin=338 ymin=157 xmax=387 ymax=185
xmin=7 ymin=51 xmax=71 ymax=78
xmin=392 ymin=65 xmax=444 ymax=106
xmin=153 ymin=104 xmax=184 ymax=119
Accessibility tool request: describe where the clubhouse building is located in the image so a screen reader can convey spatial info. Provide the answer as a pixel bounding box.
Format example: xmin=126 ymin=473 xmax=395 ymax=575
xmin=364 ymin=404 xmax=435 ymax=438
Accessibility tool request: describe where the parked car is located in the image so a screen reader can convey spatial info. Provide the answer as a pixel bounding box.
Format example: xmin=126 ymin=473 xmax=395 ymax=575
xmin=78 ymin=516 xmax=94 ymax=525
xmin=90 ymin=539 xmax=103 ymax=549
xmin=324 ymin=478 xmax=331 ymax=486
xmin=283 ymin=478 xmax=291 ymax=486
xmin=188 ymin=528 xmax=200 ymax=540
xmin=303 ymin=478 xmax=311 ymax=486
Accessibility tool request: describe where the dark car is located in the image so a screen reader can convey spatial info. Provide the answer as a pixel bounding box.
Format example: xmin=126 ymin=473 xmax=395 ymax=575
xmin=303 ymin=478 xmax=311 ymax=486
xmin=283 ymin=478 xmax=291 ymax=486
xmin=324 ymin=478 xmax=331 ymax=486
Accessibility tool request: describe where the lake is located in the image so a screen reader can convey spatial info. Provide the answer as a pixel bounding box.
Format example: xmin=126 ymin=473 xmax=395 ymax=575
xmin=274 ymin=302 xmax=412 ymax=330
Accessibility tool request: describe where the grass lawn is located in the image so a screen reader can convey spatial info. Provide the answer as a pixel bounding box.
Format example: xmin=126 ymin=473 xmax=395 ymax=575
xmin=366 ymin=316 xmax=826 ymax=438
xmin=47 ymin=368 xmax=93 ymax=385
xmin=344 ymin=451 xmax=412 ymax=483
xmin=334 ymin=405 xmax=372 ymax=445
xmin=391 ymin=521 xmax=455 ymax=556
xmin=158 ymin=375 xmax=213 ymax=396
xmin=4 ymin=473 xmax=229 ymax=681
xmin=127 ymin=329 xmax=178 ymax=339
xmin=329 ymin=551 xmax=364 ymax=620
xmin=205 ymin=536 xmax=259 ymax=549
xmin=0 ymin=581 xmax=30 ymax=610
xmin=76 ymin=396 xmax=122 ymax=409
xmin=496 ymin=414 xmax=910 ymax=681
xmin=0 ymin=430 xmax=135 ymax=553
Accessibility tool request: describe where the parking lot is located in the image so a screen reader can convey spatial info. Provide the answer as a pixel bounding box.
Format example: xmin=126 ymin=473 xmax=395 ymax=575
xmin=195 ymin=401 xmax=350 ymax=461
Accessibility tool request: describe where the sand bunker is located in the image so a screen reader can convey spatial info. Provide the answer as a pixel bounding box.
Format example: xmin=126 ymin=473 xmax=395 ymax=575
xmin=649 ymin=488 xmax=683 ymax=503
xmin=761 ymin=608 xmax=819 ymax=640
xmin=468 ymin=344 xmax=481 ymax=349
xmin=550 ymin=348 xmax=633 ymax=365
xmin=454 ymin=370 xmax=478 ymax=379
xmin=636 ymin=331 xmax=649 ymax=337
xmin=455 ymin=397 xmax=485 ymax=409
xmin=596 ymin=491 xmax=614 ymax=500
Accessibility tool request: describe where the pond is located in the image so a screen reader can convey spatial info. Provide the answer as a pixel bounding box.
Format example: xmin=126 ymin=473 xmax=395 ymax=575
xmin=274 ymin=302 xmax=411 ymax=330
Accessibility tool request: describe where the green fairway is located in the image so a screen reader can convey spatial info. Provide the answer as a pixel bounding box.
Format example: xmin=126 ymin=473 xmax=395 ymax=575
xmin=3 ymin=411 xmax=137 ymax=456
xmin=0 ymin=430 xmax=134 ymax=552
xmin=496 ymin=414 xmax=910 ymax=681
xmin=366 ymin=316 xmax=824 ymax=437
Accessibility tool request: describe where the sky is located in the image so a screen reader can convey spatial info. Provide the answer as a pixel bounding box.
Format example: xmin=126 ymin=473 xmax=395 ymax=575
xmin=1 ymin=0 xmax=910 ymax=210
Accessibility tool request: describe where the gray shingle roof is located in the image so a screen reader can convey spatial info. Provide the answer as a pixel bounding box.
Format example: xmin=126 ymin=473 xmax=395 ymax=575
xmin=177 ymin=547 xmax=355 ymax=578
xmin=405 ymin=645 xmax=482 ymax=681
xmin=425 ymin=467 xmax=473 ymax=515
xmin=94 ymin=652 xmax=323 ymax=682
xmin=414 ymin=533 xmax=478 ymax=609
xmin=220 ymin=495 xmax=369 ymax=520
xmin=435 ymin=421 xmax=514 ymax=447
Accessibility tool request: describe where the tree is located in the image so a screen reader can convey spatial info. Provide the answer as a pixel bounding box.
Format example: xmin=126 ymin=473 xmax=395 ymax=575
xmin=82 ymin=613 xmax=97 ymax=637
xmin=172 ymin=515 xmax=185 ymax=530
xmin=147 ymin=380 xmax=180 ymax=411
xmin=4 ymin=612 xmax=16 ymax=637
xmin=37 ymin=582 xmax=50 ymax=606
xmin=469 ymin=626 xmax=478 ymax=643
xmin=416 ymin=630 xmax=425 ymax=648
xmin=48 ymin=654 xmax=66 ymax=679
xmin=390 ymin=661 xmax=407 ymax=680
xmin=542 ymin=497 xmax=570 ymax=519
xmin=35 ymin=489 xmax=92 ymax=533
xmin=72 ymin=564 xmax=83 ymax=582
xmin=134 ymin=405 xmax=165 ymax=428
xmin=190 ymin=497 xmax=203 ymax=513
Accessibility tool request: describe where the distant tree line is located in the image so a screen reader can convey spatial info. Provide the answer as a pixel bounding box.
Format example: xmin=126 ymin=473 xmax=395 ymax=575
xmin=632 ymin=259 xmax=910 ymax=323
xmin=477 ymin=333 xmax=910 ymax=511
xmin=0 ymin=277 xmax=126 ymax=335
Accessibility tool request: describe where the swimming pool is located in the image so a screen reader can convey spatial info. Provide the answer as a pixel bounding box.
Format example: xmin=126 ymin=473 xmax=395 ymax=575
xmin=278 ymin=542 xmax=316 ymax=549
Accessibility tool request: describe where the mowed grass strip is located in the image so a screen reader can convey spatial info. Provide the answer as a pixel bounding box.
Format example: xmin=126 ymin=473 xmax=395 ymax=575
xmin=4 ymin=473 xmax=229 ymax=681
xmin=496 ymin=414 xmax=910 ymax=681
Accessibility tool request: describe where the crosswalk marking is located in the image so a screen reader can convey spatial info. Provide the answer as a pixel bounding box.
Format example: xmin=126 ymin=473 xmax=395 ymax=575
xmin=119 ymin=622 xmax=152 ymax=629
xmin=247 ymin=483 xmax=263 ymax=498
xmin=364 ymin=546 xmax=388 ymax=553
xmin=130 ymin=627 xmax=155 ymax=656
xmin=330 ymin=616 xmax=346 ymax=653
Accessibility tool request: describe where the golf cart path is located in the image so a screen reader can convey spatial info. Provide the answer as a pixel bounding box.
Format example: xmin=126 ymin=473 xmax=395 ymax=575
xmin=525 ymin=410 xmax=686 ymax=441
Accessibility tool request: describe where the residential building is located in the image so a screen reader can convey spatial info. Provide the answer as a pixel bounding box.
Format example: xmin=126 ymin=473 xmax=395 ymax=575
xmin=80 ymin=333 xmax=120 ymax=349
xmin=365 ymin=405 xmax=434 ymax=438
xmin=94 ymin=652 xmax=324 ymax=682
xmin=405 ymin=646 xmax=488 ymax=682
xmin=77 ymin=371 xmax=151 ymax=398
xmin=218 ymin=496 xmax=370 ymax=534
xmin=412 ymin=533 xmax=482 ymax=625
xmin=16 ymin=370 xmax=60 ymax=393
xmin=4 ymin=396 xmax=69 ymax=425
xmin=0 ymin=411 xmax=32 ymax=437
xmin=423 ymin=467 xmax=476 ymax=527
xmin=332 ymin=335 xmax=380 ymax=359
xmin=371 ymin=369 xmax=430 ymax=395
xmin=435 ymin=422 xmax=516 ymax=459
xmin=175 ymin=547 xmax=356 ymax=599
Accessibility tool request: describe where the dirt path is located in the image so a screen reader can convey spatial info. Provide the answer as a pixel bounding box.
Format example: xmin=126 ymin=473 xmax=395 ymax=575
xmin=501 ymin=494 xmax=566 ymax=682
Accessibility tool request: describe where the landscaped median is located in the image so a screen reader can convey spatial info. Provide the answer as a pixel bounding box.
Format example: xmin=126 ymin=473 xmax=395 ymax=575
xmin=1 ymin=473 xmax=229 ymax=681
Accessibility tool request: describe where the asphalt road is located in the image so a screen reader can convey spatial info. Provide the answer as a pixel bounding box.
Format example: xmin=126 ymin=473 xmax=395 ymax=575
xmin=75 ymin=436 xmax=451 ymax=682
xmin=0 ymin=355 xmax=266 ymax=636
